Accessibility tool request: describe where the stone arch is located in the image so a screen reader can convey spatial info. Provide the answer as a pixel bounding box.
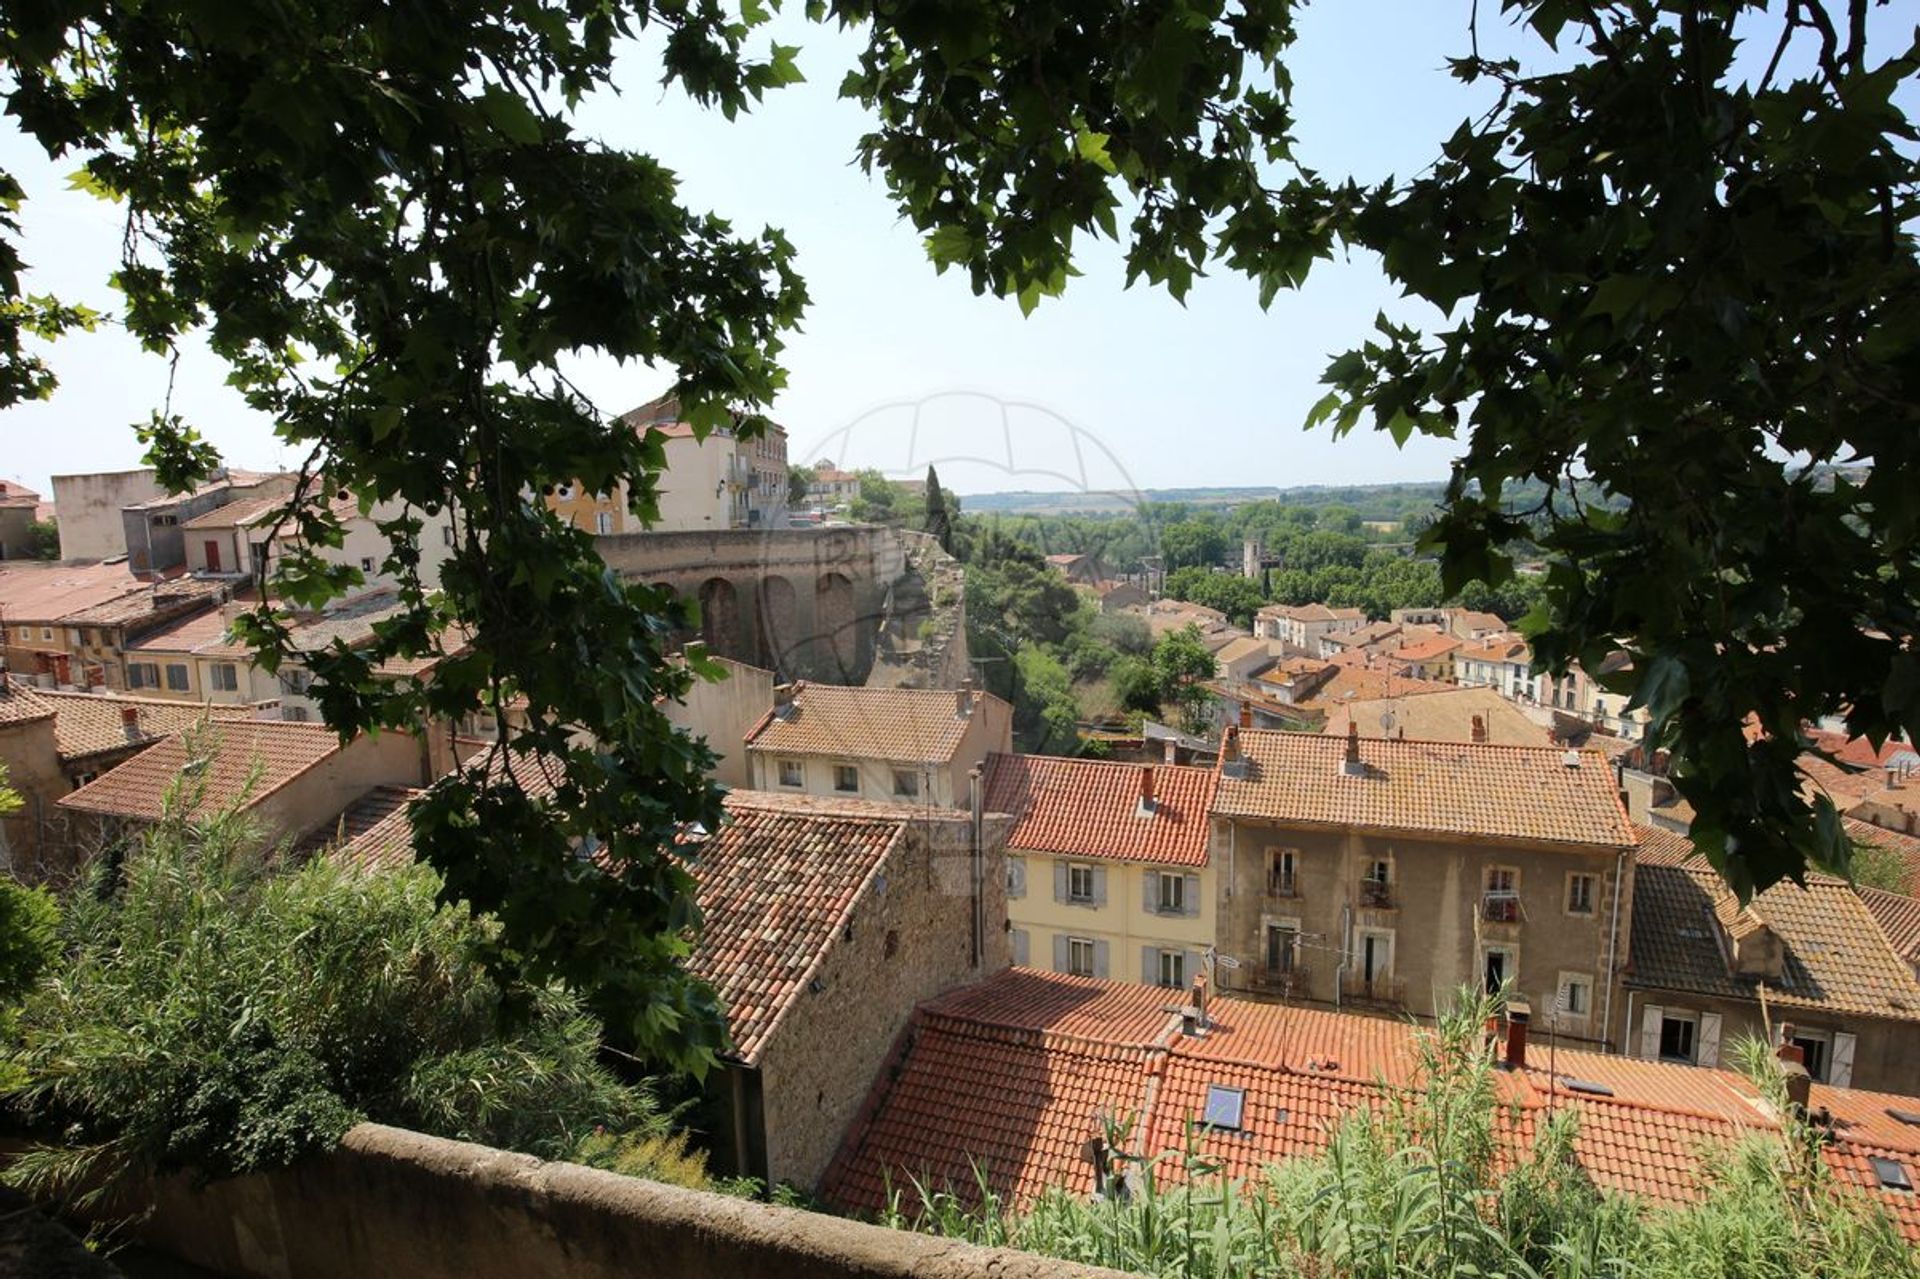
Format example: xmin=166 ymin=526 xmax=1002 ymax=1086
xmin=698 ymin=577 xmax=744 ymax=659
xmin=815 ymin=571 xmax=856 ymax=677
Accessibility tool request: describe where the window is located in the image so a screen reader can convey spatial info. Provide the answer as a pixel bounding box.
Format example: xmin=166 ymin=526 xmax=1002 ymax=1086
xmin=833 ymin=764 xmax=859 ymax=793
xmin=153 ymin=513 xmax=177 ymax=526
xmin=1870 ymin=1157 xmax=1913 ymax=1192
xmin=892 ymin=769 xmax=921 ymax=798
xmin=164 ymin=664 xmax=190 ymax=692
xmin=1068 ymin=936 xmax=1096 ymax=978
xmin=442 ymin=524 xmax=456 ymax=546
xmin=128 ymin=662 xmax=159 ymax=689
xmin=283 ymin=706 xmax=311 ymax=722
xmin=1557 ymin=973 xmax=1592 ymax=1017
xmin=1202 ymin=1084 xmax=1245 ymax=1131
xmin=1361 ymin=858 xmax=1392 ymax=907
xmin=1268 ymin=847 xmax=1298 ymax=896
xmin=1482 ymin=945 xmax=1516 ymax=996
xmin=1484 ymin=867 xmax=1519 ymax=922
xmin=1791 ymin=1029 xmax=1832 ymax=1083
xmin=1566 ymin=872 xmax=1596 ymax=916
xmin=595 ymin=511 xmax=615 ymax=535
xmin=1157 ymin=949 xmax=1185 ymax=989
xmin=279 ymin=669 xmax=311 ymax=695
xmin=359 ymin=556 xmax=377 ymax=573
xmin=777 ymin=759 xmax=803 ymax=788
xmin=1659 ymin=1013 xmax=1697 ymax=1064
xmin=1156 ymin=872 xmax=1185 ymax=915
xmin=1068 ymin=864 xmax=1096 ymax=904
xmin=210 ymin=663 xmax=239 ymax=692
xmin=1265 ymin=923 xmax=1298 ymax=974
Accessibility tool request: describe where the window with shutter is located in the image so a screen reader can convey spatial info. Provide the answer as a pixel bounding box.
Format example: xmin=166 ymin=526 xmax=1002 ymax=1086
xmin=1011 ymin=929 xmax=1030 ymax=967
xmin=1697 ymin=1012 xmax=1723 ymax=1067
xmin=1053 ymin=934 xmax=1070 ymax=973
xmin=1054 ymin=861 xmax=1070 ymax=903
xmin=1092 ymin=867 xmax=1108 ymax=908
xmin=1183 ymin=873 xmax=1202 ymax=918
xmin=1832 ymin=1032 xmax=1857 ymax=1087
xmin=1093 ymin=939 xmax=1111 ymax=979
xmin=1640 ymin=1004 xmax=1665 ymax=1060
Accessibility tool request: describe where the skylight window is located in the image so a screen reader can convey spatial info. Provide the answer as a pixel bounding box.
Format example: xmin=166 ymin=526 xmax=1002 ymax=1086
xmin=1202 ymin=1084 xmax=1245 ymax=1131
xmin=1870 ymin=1157 xmax=1913 ymax=1192
xmin=1561 ymin=1078 xmax=1616 ymax=1097
xmin=1888 ymin=1108 xmax=1920 ymax=1128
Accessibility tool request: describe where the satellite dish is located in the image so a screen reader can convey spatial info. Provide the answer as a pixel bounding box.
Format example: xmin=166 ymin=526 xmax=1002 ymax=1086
xmin=1379 ymin=711 xmax=1397 ymax=732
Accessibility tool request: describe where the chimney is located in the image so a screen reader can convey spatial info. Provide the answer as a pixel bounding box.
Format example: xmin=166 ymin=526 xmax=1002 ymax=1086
xmin=1139 ymin=765 xmax=1157 ymax=812
xmin=1342 ymin=722 xmax=1365 ymax=777
xmin=956 ymin=681 xmax=974 ymax=719
xmin=1221 ymin=726 xmax=1239 ymax=764
xmin=1891 ymin=767 xmax=1903 ymax=790
xmin=1503 ymin=1000 xmax=1532 ymax=1070
xmin=1163 ymin=734 xmax=1178 ymax=765
xmin=1239 ymin=701 xmax=1253 ymax=730
xmin=772 ymin=682 xmax=797 ymax=716
xmin=1192 ymin=972 xmax=1210 ymax=1028
xmin=1471 ymin=714 xmax=1487 ymax=744
xmin=121 ymin=704 xmax=142 ymax=744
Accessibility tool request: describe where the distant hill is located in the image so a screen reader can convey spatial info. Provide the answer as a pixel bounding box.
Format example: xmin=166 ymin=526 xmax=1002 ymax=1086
xmin=960 ymin=481 xmax=1448 ymax=517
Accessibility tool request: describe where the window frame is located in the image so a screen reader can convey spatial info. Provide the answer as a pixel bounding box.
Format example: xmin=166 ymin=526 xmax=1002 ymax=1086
xmin=594 ymin=511 xmax=615 ymax=535
xmin=1565 ymin=871 xmax=1597 ymax=916
xmin=1157 ymin=949 xmax=1185 ymax=989
xmin=1556 ymin=971 xmax=1593 ymax=1019
xmin=892 ymin=768 xmax=921 ymax=799
xmin=1067 ymin=863 xmax=1097 ymax=905
xmin=1658 ymin=1011 xmax=1699 ymax=1064
xmin=1483 ymin=865 xmax=1521 ymax=922
xmin=777 ymin=759 xmax=804 ymax=788
xmin=1156 ymin=871 xmax=1185 ymax=915
xmin=164 ymin=663 xmax=190 ymax=692
xmin=1268 ymin=846 xmax=1298 ymax=896
xmin=210 ymin=663 xmax=239 ymax=692
xmin=1068 ymin=936 xmax=1096 ymax=978
xmin=833 ymin=763 xmax=860 ymax=794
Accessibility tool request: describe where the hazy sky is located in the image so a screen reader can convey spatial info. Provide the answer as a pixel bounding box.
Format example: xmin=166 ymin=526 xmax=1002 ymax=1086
xmin=1 ymin=4 xmax=1552 ymax=499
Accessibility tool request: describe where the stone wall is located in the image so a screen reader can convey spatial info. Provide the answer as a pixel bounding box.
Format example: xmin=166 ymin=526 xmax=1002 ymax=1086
xmin=50 ymin=470 xmax=164 ymax=562
xmin=118 ymin=1123 xmax=1124 ymax=1279
xmin=756 ymin=813 xmax=1012 ymax=1191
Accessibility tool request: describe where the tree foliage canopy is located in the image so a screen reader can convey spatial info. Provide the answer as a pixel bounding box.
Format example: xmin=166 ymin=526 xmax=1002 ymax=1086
xmin=0 ymin=3 xmax=1909 ymax=1077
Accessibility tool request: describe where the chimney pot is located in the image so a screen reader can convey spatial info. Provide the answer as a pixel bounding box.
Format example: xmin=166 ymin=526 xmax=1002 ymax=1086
xmin=1342 ymin=721 xmax=1365 ymax=777
xmin=1139 ymin=765 xmax=1156 ymax=809
xmin=121 ymin=704 xmax=142 ymax=742
xmin=1782 ymin=1059 xmax=1813 ymax=1113
xmin=1504 ymin=1001 xmax=1532 ymax=1070
xmin=1221 ymin=725 xmax=1239 ymax=764
xmin=956 ymin=684 xmax=973 ymax=718
xmin=1163 ymin=735 xmax=1178 ymax=765
xmin=1239 ymin=701 xmax=1253 ymax=730
xmin=1471 ymin=714 xmax=1487 ymax=744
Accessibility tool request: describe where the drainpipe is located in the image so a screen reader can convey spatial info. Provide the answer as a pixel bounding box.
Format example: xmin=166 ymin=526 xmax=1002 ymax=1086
xmin=969 ymin=763 xmax=985 ymax=969
xmin=730 ymin=1065 xmax=751 ymax=1180
xmin=1224 ymin=821 xmax=1236 ymax=992
xmin=1600 ymin=846 xmax=1626 ymax=1052
xmin=1335 ymin=901 xmax=1352 ymax=1010
xmin=1620 ymin=990 xmax=1638 ymax=1058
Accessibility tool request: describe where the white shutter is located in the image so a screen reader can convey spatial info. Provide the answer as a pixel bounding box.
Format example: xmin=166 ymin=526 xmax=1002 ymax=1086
xmin=1142 ymin=946 xmax=1158 ymax=985
xmin=1144 ymin=874 xmax=1158 ymax=914
xmin=1012 ymin=929 xmax=1030 ymax=967
xmin=1183 ymin=874 xmax=1202 ymax=918
xmin=1094 ymin=940 xmax=1111 ymax=979
xmin=1832 ymin=1032 xmax=1857 ymax=1087
xmin=1640 ymin=1004 xmax=1665 ymax=1060
xmin=1697 ymin=1013 xmax=1723 ymax=1067
xmin=1093 ymin=867 xmax=1109 ymax=908
xmin=1053 ymin=934 xmax=1069 ymax=973
xmin=1053 ymin=861 xmax=1069 ymax=903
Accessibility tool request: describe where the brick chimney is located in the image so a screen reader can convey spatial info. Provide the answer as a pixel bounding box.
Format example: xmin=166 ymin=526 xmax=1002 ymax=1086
xmin=1221 ymin=725 xmax=1239 ymax=765
xmin=772 ymin=682 xmax=797 ymax=717
xmin=1239 ymin=701 xmax=1253 ymax=730
xmin=121 ymin=704 xmax=142 ymax=744
xmin=1471 ymin=714 xmax=1487 ymax=744
xmin=1341 ymin=721 xmax=1365 ymax=777
xmin=1139 ymin=765 xmax=1156 ymax=812
xmin=1503 ymin=1000 xmax=1532 ymax=1070
xmin=1163 ymin=734 xmax=1178 ymax=765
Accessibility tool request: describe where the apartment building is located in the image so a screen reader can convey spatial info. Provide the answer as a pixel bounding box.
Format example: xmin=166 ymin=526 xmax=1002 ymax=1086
xmin=744 ymin=682 xmax=1012 ymax=808
xmin=182 ymin=491 xmax=455 ymax=593
xmin=1209 ymin=725 xmax=1637 ymax=1044
xmin=1253 ymin=602 xmax=1365 ymax=652
xmin=985 ymin=753 xmax=1218 ymax=989
xmin=614 ymin=395 xmax=791 ymax=531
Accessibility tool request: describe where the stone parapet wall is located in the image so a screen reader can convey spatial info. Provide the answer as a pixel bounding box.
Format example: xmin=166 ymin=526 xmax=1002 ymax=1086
xmin=122 ymin=1123 xmax=1125 ymax=1279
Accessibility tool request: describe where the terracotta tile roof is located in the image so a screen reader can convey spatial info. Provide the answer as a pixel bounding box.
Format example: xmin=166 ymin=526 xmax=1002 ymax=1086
xmin=1627 ymin=832 xmax=1920 ymax=1021
xmin=57 ymin=721 xmax=344 ymax=821
xmin=982 ymin=753 xmax=1215 ymax=867
xmin=1387 ymin=632 xmax=1462 ymax=662
xmin=1256 ymin=603 xmax=1365 ymax=623
xmin=301 ymin=785 xmax=423 ymax=871
xmin=1325 ymin=620 xmax=1403 ymax=649
xmin=820 ymin=969 xmax=1920 ymax=1237
xmin=691 ymin=791 xmax=969 ymax=1066
xmin=1450 ymin=609 xmax=1507 ymax=634
xmin=0 ymin=685 xmax=55 ymax=728
xmin=0 ymin=481 xmax=41 ymax=510
xmin=1286 ymin=664 xmax=1454 ymax=716
xmin=1213 ymin=729 xmax=1636 ymax=850
xmin=1213 ymin=635 xmax=1273 ymax=667
xmin=1459 ymin=636 xmax=1531 ymax=664
xmin=1858 ymin=887 xmax=1920 ymax=971
xmin=0 ymin=561 xmax=150 ymax=625
xmin=743 ymin=682 xmax=999 ymax=766
xmin=57 ymin=577 xmax=225 ymax=628
xmin=1321 ymin=687 xmax=1551 ymax=748
xmin=126 ymin=599 xmax=246 ymax=655
xmin=30 ymin=688 xmax=255 ymax=763
xmin=179 ymin=493 xmax=294 ymax=530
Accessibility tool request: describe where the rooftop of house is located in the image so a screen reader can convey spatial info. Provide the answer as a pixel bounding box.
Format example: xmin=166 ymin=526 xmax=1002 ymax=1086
xmin=57 ymin=720 xmax=347 ymax=822
xmin=0 ymin=480 xmax=42 ymax=510
xmin=819 ymin=967 xmax=1920 ymax=1237
xmin=1842 ymin=817 xmax=1920 ymax=896
xmin=122 ymin=469 xmax=290 ymax=512
xmin=1459 ymin=635 xmax=1532 ymax=664
xmin=180 ymin=492 xmax=296 ymax=531
xmin=1213 ymin=635 xmax=1276 ymax=667
xmin=1325 ymin=620 xmax=1404 ymax=648
xmin=0 ymin=683 xmax=55 ymax=729
xmin=1320 ymin=686 xmax=1552 ymax=749
xmin=1858 ymin=886 xmax=1920 ymax=973
xmin=0 ymin=560 xmax=157 ymax=625
xmin=744 ymin=682 xmax=1001 ymax=766
xmin=25 ymin=687 xmax=257 ymax=763
xmin=125 ymin=595 xmax=251 ymax=656
xmin=55 ymin=576 xmax=225 ymax=628
xmin=1629 ymin=825 xmax=1920 ymax=1021
xmin=618 ymin=394 xmax=785 ymax=442
xmin=1212 ymin=727 xmax=1636 ymax=849
xmin=690 ymin=790 xmax=969 ymax=1067
xmin=1450 ymin=609 xmax=1508 ymax=633
xmin=300 ymin=785 xmax=424 ymax=872
xmin=1387 ymin=632 xmax=1463 ymax=662
xmin=1256 ymin=602 xmax=1365 ymax=623
xmin=1285 ymin=663 xmax=1456 ymax=717
xmin=1043 ymin=553 xmax=1088 ymax=567
xmin=982 ymin=753 xmax=1216 ymax=868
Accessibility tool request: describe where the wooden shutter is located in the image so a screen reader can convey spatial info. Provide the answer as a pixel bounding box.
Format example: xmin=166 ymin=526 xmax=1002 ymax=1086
xmin=1697 ymin=1013 xmax=1723 ymax=1067
xmin=1142 ymin=946 xmax=1159 ymax=985
xmin=1183 ymin=874 xmax=1202 ymax=918
xmin=1053 ymin=934 xmax=1069 ymax=973
xmin=1093 ymin=867 xmax=1109 ymax=908
xmin=1094 ymin=940 xmax=1111 ymax=979
xmin=1053 ymin=861 xmax=1069 ymax=903
xmin=1640 ymin=1004 xmax=1664 ymax=1060
xmin=1012 ymin=929 xmax=1029 ymax=967
xmin=1832 ymin=1032 xmax=1857 ymax=1087
xmin=1143 ymin=873 xmax=1158 ymax=914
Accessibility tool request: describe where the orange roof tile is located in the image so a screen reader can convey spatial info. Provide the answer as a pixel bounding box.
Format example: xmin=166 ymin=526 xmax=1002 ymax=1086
xmin=1859 ymin=887 xmax=1920 ymax=971
xmin=30 ymin=688 xmax=255 ymax=763
xmin=1213 ymin=730 xmax=1636 ymax=850
xmin=301 ymin=785 xmax=423 ymax=872
xmin=1320 ymin=686 xmax=1551 ymax=748
xmin=744 ymin=682 xmax=1001 ymax=766
xmin=691 ymin=791 xmax=967 ymax=1066
xmin=0 ymin=684 xmax=55 ymax=728
xmin=57 ymin=721 xmax=344 ymax=821
xmin=983 ymin=754 xmax=1215 ymax=867
xmin=1387 ymin=633 xmax=1462 ymax=662
xmin=820 ymin=969 xmax=1920 ymax=1236
xmin=0 ymin=560 xmax=153 ymax=625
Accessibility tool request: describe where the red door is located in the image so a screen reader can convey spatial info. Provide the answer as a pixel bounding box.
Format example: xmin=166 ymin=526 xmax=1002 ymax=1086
xmin=204 ymin=540 xmax=221 ymax=572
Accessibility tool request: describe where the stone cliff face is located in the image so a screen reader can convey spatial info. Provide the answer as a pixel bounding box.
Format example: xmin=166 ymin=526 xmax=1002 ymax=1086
xmin=863 ymin=531 xmax=970 ymax=692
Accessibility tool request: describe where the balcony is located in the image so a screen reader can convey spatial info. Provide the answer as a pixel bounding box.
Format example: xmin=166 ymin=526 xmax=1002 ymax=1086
xmin=1358 ymin=880 xmax=1393 ymax=910
xmin=1267 ymin=872 xmax=1299 ymax=898
xmin=1340 ymin=973 xmax=1406 ymax=1007
xmin=1250 ymin=965 xmax=1312 ymax=1000
xmin=1482 ymin=896 xmax=1520 ymax=924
